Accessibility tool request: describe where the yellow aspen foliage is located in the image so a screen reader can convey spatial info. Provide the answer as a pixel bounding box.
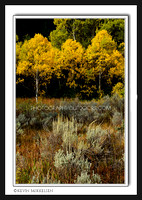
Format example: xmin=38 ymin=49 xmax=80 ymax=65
xmin=87 ymin=30 xmax=116 ymax=55
xmin=108 ymin=50 xmax=124 ymax=82
xmin=16 ymin=34 xmax=61 ymax=100
xmin=16 ymin=30 xmax=125 ymax=99
xmin=16 ymin=41 xmax=22 ymax=64
xmin=16 ymin=33 xmax=53 ymax=81
xmin=39 ymin=47 xmax=62 ymax=82
xmin=16 ymin=78 xmax=24 ymax=84
xmin=112 ymin=82 xmax=124 ymax=97
xmin=59 ymin=39 xmax=85 ymax=88
xmin=85 ymin=30 xmax=124 ymax=97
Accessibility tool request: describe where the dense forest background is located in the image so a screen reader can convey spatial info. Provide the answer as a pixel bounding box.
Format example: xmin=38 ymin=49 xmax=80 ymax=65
xmin=16 ymin=18 xmax=125 ymax=100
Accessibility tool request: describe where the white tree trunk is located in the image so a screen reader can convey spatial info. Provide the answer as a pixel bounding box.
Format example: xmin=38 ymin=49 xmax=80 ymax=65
xmin=36 ymin=69 xmax=39 ymax=103
xmin=73 ymin=20 xmax=76 ymax=41
xmin=99 ymin=68 xmax=101 ymax=94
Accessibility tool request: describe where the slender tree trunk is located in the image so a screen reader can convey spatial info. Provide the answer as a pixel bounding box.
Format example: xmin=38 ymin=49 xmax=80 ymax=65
xmin=72 ymin=20 xmax=76 ymax=93
xmin=99 ymin=68 xmax=101 ymax=94
xmin=73 ymin=20 xmax=76 ymax=41
xmin=73 ymin=31 xmax=76 ymax=41
xmin=36 ymin=69 xmax=39 ymax=103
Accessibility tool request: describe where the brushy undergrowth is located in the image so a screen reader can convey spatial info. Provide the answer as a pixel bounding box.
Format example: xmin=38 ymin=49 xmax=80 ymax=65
xmin=16 ymin=94 xmax=125 ymax=184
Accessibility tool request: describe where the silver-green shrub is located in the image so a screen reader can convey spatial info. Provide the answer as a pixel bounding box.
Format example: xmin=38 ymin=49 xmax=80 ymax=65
xmin=91 ymin=171 xmax=102 ymax=184
xmin=16 ymin=121 xmax=24 ymax=136
xmin=52 ymin=115 xmax=65 ymax=136
xmin=77 ymin=141 xmax=88 ymax=153
xmin=17 ymin=113 xmax=27 ymax=124
xmin=86 ymin=125 xmax=106 ymax=154
xmin=75 ymin=171 xmax=102 ymax=184
xmin=75 ymin=171 xmax=91 ymax=184
xmin=62 ymin=119 xmax=78 ymax=153
xmin=54 ymin=149 xmax=91 ymax=173
xmin=53 ymin=116 xmax=78 ymax=153
xmin=112 ymin=110 xmax=123 ymax=126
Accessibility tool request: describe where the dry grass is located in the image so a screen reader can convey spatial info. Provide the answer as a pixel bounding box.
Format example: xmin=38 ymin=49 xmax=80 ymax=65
xmin=16 ymin=97 xmax=125 ymax=184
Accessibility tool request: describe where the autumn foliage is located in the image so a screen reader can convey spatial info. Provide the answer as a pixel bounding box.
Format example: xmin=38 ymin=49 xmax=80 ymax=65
xmin=16 ymin=29 xmax=124 ymax=100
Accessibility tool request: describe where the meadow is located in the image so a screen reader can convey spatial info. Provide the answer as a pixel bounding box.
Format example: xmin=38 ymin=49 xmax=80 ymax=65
xmin=16 ymin=94 xmax=125 ymax=184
